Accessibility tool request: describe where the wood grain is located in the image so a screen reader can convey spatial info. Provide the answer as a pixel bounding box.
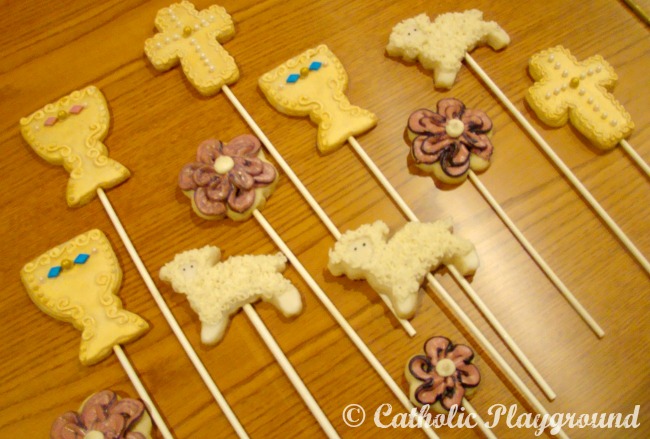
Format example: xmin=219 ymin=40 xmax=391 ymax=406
xmin=0 ymin=1 xmax=648 ymax=438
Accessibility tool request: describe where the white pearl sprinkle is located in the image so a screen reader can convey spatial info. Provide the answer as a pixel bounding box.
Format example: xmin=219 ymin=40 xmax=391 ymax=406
xmin=208 ymin=66 xmax=215 ymax=72
xmin=190 ymin=38 xmax=197 ymax=44
xmin=194 ymin=24 xmax=200 ymax=31
xmin=601 ymin=112 xmax=608 ymax=119
xmin=553 ymin=88 xmax=560 ymax=95
xmin=588 ymin=97 xmax=594 ymax=104
xmin=155 ymin=42 xmax=161 ymax=48
xmin=593 ymin=105 xmax=600 ymax=112
xmin=173 ymin=34 xmax=180 ymax=41
xmin=562 ymin=70 xmax=569 ymax=78
xmin=554 ymin=62 xmax=561 ymax=70
xmin=587 ymin=68 xmax=594 ymax=75
xmin=580 ymin=73 xmax=586 ymax=79
xmin=548 ymin=54 xmax=555 ymax=62
xmin=164 ymin=37 xmax=170 ymax=43
xmin=579 ymin=88 xmax=586 ymax=95
xmin=610 ymin=119 xmax=618 ymax=127
xmin=561 ymin=84 xmax=567 ymax=91
xmin=201 ymin=20 xmax=208 ymax=26
xmin=545 ymin=92 xmax=551 ymax=99
xmin=596 ymin=65 xmax=602 ymax=73
xmin=200 ymin=53 xmax=206 ymax=60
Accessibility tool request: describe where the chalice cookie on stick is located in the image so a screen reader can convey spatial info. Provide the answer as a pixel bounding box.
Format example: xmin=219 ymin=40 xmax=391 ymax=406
xmin=51 ymin=390 xmax=154 ymax=439
xmin=386 ymin=11 xmax=650 ymax=275
xmin=20 ymin=86 xmax=246 ymax=438
xmin=406 ymin=98 xmax=603 ymax=338
xmin=526 ymin=46 xmax=647 ymax=175
xmin=20 ymin=230 xmax=172 ymax=439
xmin=259 ymin=45 xmax=557 ymax=402
xmin=173 ymin=134 xmax=339 ymax=438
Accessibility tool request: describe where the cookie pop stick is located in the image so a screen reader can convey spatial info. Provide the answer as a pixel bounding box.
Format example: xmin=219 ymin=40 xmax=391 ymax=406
xmin=403 ymin=99 xmax=603 ymax=339
xmin=386 ymin=11 xmax=650 ymax=274
xmin=19 ymin=86 xmax=248 ymax=439
xmin=20 ymin=229 xmax=173 ymax=439
xmin=177 ymin=135 xmax=339 ymax=438
xmin=526 ymin=46 xmax=649 ymax=178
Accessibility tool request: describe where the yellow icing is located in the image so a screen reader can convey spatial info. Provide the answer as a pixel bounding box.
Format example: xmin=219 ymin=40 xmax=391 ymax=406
xmin=144 ymin=1 xmax=239 ymax=96
xmin=20 ymin=230 xmax=149 ymax=366
xmin=526 ymin=46 xmax=634 ymax=149
xmin=259 ymin=45 xmax=378 ymax=154
xmin=19 ymin=86 xmax=130 ymax=207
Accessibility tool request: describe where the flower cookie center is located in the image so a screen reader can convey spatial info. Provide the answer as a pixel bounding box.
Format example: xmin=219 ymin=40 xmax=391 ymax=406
xmin=85 ymin=431 xmax=104 ymax=439
xmin=445 ymin=118 xmax=465 ymax=138
xmin=435 ymin=358 xmax=457 ymax=377
xmin=214 ymin=155 xmax=235 ymax=174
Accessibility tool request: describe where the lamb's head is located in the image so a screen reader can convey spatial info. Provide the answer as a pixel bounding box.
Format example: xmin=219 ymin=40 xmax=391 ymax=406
xmin=159 ymin=245 xmax=222 ymax=294
xmin=386 ymin=14 xmax=431 ymax=62
xmin=328 ymin=221 xmax=390 ymax=279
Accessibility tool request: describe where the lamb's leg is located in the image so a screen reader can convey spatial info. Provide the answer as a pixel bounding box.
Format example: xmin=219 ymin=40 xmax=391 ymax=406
xmin=391 ymin=285 xmax=420 ymax=319
xmin=446 ymin=242 xmax=480 ymax=276
xmin=267 ymin=285 xmax=302 ymax=317
xmin=200 ymin=316 xmax=229 ymax=345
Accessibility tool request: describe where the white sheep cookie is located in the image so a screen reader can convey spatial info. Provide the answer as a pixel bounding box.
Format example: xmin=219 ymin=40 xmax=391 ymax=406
xmin=159 ymin=246 xmax=302 ymax=344
xmin=386 ymin=10 xmax=510 ymax=89
xmin=328 ymin=219 xmax=479 ymax=319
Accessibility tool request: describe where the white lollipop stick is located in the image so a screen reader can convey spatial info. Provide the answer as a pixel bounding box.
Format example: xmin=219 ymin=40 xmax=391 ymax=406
xmin=462 ymin=398 xmax=496 ymax=439
xmin=113 ymin=345 xmax=174 ymax=439
xmin=426 ymin=276 xmax=569 ymax=439
xmin=222 ymin=85 xmax=416 ymax=337
xmin=252 ymin=210 xmax=439 ymax=439
xmin=97 ymin=189 xmax=249 ymax=439
xmin=464 ymin=53 xmax=650 ymax=275
xmin=242 ymin=303 xmax=339 ymax=438
xmin=619 ymin=139 xmax=650 ymax=178
xmin=467 ymin=172 xmax=604 ymax=337
xmin=347 ymin=137 xmax=558 ymax=399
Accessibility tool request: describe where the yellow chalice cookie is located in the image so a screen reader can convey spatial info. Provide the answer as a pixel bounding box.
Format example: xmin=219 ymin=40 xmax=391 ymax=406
xmin=19 ymin=86 xmax=130 ymax=207
xmin=259 ymin=45 xmax=378 ymax=154
xmin=144 ymin=1 xmax=239 ymax=95
xmin=526 ymin=46 xmax=634 ymax=149
xmin=21 ymin=230 xmax=149 ymax=366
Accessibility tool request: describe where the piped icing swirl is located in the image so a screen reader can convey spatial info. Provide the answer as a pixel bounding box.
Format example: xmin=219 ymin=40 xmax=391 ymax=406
xmin=50 ymin=390 xmax=151 ymax=439
xmin=406 ymin=336 xmax=480 ymax=412
xmin=179 ymin=134 xmax=278 ymax=221
xmin=407 ymin=98 xmax=494 ymax=184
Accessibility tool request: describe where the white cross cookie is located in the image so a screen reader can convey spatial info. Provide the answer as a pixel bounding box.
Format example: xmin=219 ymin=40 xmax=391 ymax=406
xmin=526 ymin=46 xmax=634 ymax=149
xmin=144 ymin=1 xmax=239 ymax=95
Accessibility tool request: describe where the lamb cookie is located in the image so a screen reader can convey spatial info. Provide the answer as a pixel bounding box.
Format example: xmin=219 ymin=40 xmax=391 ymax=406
xmin=51 ymin=390 xmax=153 ymax=439
xmin=178 ymin=134 xmax=278 ymax=221
xmin=406 ymin=336 xmax=480 ymax=413
xmin=159 ymin=246 xmax=302 ymax=344
xmin=20 ymin=230 xmax=149 ymax=366
xmin=328 ymin=219 xmax=479 ymax=319
xmin=259 ymin=44 xmax=378 ymax=154
xmin=144 ymin=0 xmax=239 ymax=95
xmin=526 ymin=46 xmax=634 ymax=149
xmin=386 ymin=10 xmax=510 ymax=89
xmin=407 ymin=98 xmax=494 ymax=184
xmin=19 ymin=86 xmax=130 ymax=207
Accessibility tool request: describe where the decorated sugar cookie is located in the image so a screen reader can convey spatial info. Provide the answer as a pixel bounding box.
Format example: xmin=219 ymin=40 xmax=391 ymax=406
xmin=159 ymin=246 xmax=302 ymax=344
xmin=386 ymin=10 xmax=510 ymax=89
xmin=20 ymin=230 xmax=149 ymax=366
xmin=51 ymin=390 xmax=153 ymax=439
xmin=144 ymin=1 xmax=239 ymax=95
xmin=526 ymin=46 xmax=634 ymax=149
xmin=406 ymin=98 xmax=494 ymax=184
xmin=406 ymin=336 xmax=480 ymax=412
xmin=178 ymin=134 xmax=278 ymax=221
xmin=19 ymin=86 xmax=130 ymax=207
xmin=327 ymin=219 xmax=479 ymax=319
xmin=259 ymin=44 xmax=378 ymax=154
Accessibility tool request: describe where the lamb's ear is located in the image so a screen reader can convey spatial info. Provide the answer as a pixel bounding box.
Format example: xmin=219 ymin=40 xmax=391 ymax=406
xmin=370 ymin=221 xmax=390 ymax=241
xmin=414 ymin=13 xmax=431 ymax=28
xmin=159 ymin=262 xmax=172 ymax=283
xmin=198 ymin=246 xmax=221 ymax=266
xmin=327 ymin=247 xmax=344 ymax=276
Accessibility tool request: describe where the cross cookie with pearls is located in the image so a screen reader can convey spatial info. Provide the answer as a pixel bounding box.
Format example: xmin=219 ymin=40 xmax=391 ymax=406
xmin=144 ymin=1 xmax=239 ymax=95
xmin=526 ymin=46 xmax=634 ymax=149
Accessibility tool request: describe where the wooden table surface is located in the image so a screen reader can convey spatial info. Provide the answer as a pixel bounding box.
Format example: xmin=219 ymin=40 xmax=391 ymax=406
xmin=1 ymin=0 xmax=648 ymax=438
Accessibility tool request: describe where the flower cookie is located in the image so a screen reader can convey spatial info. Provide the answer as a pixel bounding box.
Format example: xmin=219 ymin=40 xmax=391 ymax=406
xmin=526 ymin=46 xmax=634 ymax=149
xmin=20 ymin=230 xmax=149 ymax=366
xmin=386 ymin=10 xmax=510 ymax=89
xmin=19 ymin=86 xmax=130 ymax=207
xmin=259 ymin=44 xmax=378 ymax=154
xmin=328 ymin=219 xmax=479 ymax=319
xmin=178 ymin=134 xmax=278 ymax=221
xmin=51 ymin=390 xmax=153 ymax=439
xmin=159 ymin=246 xmax=302 ymax=344
xmin=407 ymin=98 xmax=494 ymax=184
xmin=406 ymin=336 xmax=480 ymax=412
xmin=144 ymin=1 xmax=239 ymax=95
